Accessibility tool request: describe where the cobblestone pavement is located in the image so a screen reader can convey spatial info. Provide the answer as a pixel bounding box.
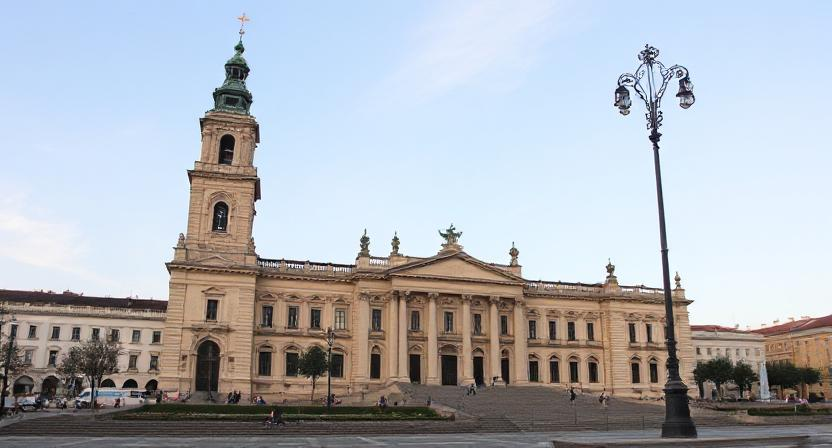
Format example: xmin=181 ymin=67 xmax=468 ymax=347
xmin=0 ymin=424 xmax=830 ymax=447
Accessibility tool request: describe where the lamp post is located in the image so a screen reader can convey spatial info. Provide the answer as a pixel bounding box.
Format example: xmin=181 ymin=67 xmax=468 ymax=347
xmin=614 ymin=44 xmax=697 ymax=438
xmin=0 ymin=313 xmax=17 ymax=420
xmin=325 ymin=327 xmax=334 ymax=409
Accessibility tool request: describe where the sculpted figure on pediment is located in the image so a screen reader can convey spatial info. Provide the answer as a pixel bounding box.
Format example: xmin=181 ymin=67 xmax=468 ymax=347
xmin=440 ymin=296 xmax=455 ymax=306
xmin=546 ymin=309 xmax=561 ymax=317
xmin=625 ymin=312 xmax=643 ymax=321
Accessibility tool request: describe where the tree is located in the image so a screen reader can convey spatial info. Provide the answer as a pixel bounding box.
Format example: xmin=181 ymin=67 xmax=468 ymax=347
xmin=1 ymin=341 xmax=25 ymax=400
xmin=797 ymin=367 xmax=822 ymax=397
xmin=58 ymin=339 xmax=121 ymax=409
xmin=693 ymin=362 xmax=710 ymax=399
xmin=731 ymin=361 xmax=758 ymax=399
xmin=767 ymin=362 xmax=801 ymax=396
xmin=297 ymin=345 xmax=328 ymax=402
xmin=705 ymin=357 xmax=734 ymax=400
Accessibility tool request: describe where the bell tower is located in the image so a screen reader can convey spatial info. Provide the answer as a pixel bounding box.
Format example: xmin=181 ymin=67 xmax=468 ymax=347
xmin=160 ymin=24 xmax=261 ymax=396
xmin=173 ymin=36 xmax=261 ymax=266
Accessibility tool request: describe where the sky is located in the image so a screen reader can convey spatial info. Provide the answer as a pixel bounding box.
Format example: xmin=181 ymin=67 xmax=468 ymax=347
xmin=1 ymin=1 xmax=830 ymax=329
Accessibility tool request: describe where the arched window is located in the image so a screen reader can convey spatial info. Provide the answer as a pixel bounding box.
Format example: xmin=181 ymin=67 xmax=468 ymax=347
xmin=587 ymin=358 xmax=599 ymax=383
xmin=258 ymin=348 xmax=273 ymax=377
xmin=649 ymin=359 xmax=659 ymax=383
xmin=212 ymin=202 xmax=229 ymax=232
xmin=219 ymin=135 xmax=235 ymax=165
xmin=631 ymin=359 xmax=641 ymax=384
xmin=568 ymin=357 xmax=580 ymax=383
xmin=122 ymin=379 xmax=138 ymax=389
xmin=370 ymin=346 xmax=382 ymax=379
xmin=528 ymin=355 xmax=540 ymax=382
xmin=100 ymin=379 xmax=116 ymax=388
xmin=549 ymin=356 xmax=560 ymax=383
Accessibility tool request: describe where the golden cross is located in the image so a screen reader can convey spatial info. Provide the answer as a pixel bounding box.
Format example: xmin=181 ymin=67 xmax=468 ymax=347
xmin=237 ymin=13 xmax=250 ymax=37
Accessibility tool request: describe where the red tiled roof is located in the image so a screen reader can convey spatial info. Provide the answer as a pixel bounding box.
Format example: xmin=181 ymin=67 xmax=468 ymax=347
xmin=691 ymin=324 xmax=749 ymax=333
xmin=0 ymin=289 xmax=167 ymax=312
xmin=751 ymin=314 xmax=832 ymax=336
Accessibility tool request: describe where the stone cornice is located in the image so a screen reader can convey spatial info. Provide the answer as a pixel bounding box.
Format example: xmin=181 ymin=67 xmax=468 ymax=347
xmin=167 ymin=261 xmax=259 ymax=276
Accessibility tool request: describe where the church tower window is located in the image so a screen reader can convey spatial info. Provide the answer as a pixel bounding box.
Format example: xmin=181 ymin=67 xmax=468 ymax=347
xmin=219 ymin=135 xmax=235 ymax=165
xmin=212 ymin=202 xmax=229 ymax=232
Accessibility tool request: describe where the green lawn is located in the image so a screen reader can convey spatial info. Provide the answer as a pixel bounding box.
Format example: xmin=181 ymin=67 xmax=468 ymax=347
xmin=114 ymin=404 xmax=446 ymax=421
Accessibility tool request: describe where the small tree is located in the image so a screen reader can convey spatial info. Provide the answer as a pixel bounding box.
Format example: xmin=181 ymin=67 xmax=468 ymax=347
xmin=731 ymin=361 xmax=758 ymax=399
xmin=297 ymin=345 xmax=328 ymax=402
xmin=58 ymin=339 xmax=121 ymax=410
xmin=797 ymin=367 xmax=821 ymax=397
xmin=705 ymin=357 xmax=734 ymax=400
xmin=0 ymin=341 xmax=25 ymax=401
xmin=693 ymin=362 xmax=710 ymax=399
xmin=767 ymin=362 xmax=801 ymax=398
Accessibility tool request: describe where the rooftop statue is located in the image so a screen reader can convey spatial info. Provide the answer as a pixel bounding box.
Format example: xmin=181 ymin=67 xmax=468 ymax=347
xmin=439 ymin=224 xmax=462 ymax=246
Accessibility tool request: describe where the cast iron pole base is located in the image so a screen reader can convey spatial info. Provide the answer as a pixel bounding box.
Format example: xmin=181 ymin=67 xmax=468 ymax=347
xmin=661 ymin=380 xmax=698 ymax=438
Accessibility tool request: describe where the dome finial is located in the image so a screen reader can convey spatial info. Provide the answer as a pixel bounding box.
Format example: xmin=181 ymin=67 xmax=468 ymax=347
xmin=237 ymin=13 xmax=250 ymax=43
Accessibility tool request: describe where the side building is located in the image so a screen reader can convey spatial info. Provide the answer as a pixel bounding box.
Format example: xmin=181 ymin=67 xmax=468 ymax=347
xmin=0 ymin=289 xmax=167 ymax=398
xmin=752 ymin=315 xmax=832 ymax=400
xmin=690 ymin=325 xmax=765 ymax=399
xmin=158 ymin=35 xmax=698 ymax=401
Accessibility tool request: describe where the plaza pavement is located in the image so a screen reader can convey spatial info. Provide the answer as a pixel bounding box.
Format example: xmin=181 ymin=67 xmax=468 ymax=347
xmin=0 ymin=424 xmax=830 ymax=447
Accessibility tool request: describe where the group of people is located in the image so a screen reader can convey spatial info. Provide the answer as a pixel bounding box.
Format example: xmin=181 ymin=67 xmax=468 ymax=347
xmin=225 ymin=390 xmax=243 ymax=404
xmin=264 ymin=406 xmax=287 ymax=429
xmin=466 ymin=384 xmax=477 ymax=396
xmin=567 ymin=386 xmax=610 ymax=409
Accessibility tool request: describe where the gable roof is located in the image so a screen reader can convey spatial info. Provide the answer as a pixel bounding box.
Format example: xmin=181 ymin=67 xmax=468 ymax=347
xmin=751 ymin=314 xmax=832 ymax=336
xmin=385 ymin=250 xmax=523 ymax=283
xmin=0 ymin=289 xmax=168 ymax=312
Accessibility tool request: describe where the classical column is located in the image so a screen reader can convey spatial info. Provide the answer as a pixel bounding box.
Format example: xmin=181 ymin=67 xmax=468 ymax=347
xmin=355 ymin=293 xmax=370 ymax=383
xmin=489 ymin=296 xmax=502 ymax=385
xmin=427 ymin=293 xmax=439 ymax=385
xmin=513 ymin=296 xmax=529 ymax=385
xmin=461 ymin=295 xmax=474 ymax=385
xmin=387 ymin=293 xmax=399 ymax=380
xmin=398 ymin=291 xmax=409 ymax=381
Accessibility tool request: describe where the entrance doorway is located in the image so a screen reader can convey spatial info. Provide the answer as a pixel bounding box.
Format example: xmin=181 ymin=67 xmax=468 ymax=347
xmin=41 ymin=376 xmax=59 ymax=399
xmin=473 ymin=356 xmax=484 ymax=386
xmin=195 ymin=340 xmax=220 ymax=392
xmin=501 ymin=358 xmax=510 ymax=384
xmin=441 ymin=355 xmax=458 ymax=385
xmin=409 ymin=354 xmax=421 ymax=383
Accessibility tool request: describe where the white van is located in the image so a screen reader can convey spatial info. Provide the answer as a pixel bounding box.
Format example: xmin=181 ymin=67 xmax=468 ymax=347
xmin=75 ymin=388 xmax=145 ymax=408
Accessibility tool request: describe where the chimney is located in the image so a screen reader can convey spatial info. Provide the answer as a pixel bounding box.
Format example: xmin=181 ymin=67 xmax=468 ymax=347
xmin=773 ymin=319 xmax=780 ymax=325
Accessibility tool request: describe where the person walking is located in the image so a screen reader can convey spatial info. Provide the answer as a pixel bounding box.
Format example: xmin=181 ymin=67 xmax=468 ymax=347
xmin=599 ymin=390 xmax=608 ymax=410
xmin=569 ymin=387 xmax=577 ymax=405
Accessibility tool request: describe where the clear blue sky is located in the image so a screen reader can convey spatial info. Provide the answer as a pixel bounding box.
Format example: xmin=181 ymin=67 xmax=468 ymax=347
xmin=1 ymin=1 xmax=830 ymax=328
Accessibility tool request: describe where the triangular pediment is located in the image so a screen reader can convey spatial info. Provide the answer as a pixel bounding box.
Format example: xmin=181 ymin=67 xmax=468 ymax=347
xmin=191 ymin=254 xmax=236 ymax=267
xmin=388 ymin=252 xmax=522 ymax=284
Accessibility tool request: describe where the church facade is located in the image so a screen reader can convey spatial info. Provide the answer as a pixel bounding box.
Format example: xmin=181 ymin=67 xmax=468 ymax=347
xmin=158 ymin=38 xmax=697 ymax=400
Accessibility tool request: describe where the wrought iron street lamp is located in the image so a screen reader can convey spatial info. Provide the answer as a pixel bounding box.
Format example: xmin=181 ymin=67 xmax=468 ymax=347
xmin=614 ymin=44 xmax=697 ymax=438
xmin=325 ymin=327 xmax=334 ymax=409
xmin=0 ymin=313 xmax=17 ymax=420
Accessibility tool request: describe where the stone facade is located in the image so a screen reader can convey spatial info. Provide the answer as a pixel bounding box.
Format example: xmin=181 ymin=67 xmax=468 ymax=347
xmin=691 ymin=325 xmax=766 ymax=399
xmin=157 ymin=38 xmax=698 ymax=401
xmin=753 ymin=315 xmax=832 ymax=399
xmin=0 ymin=290 xmax=166 ymax=397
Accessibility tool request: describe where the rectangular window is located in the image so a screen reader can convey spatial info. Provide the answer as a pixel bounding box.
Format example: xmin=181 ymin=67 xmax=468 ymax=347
xmin=310 ymin=309 xmax=322 ymax=329
xmin=206 ymin=299 xmax=219 ymax=321
xmin=473 ymin=314 xmax=482 ymax=335
xmin=631 ymin=363 xmax=641 ymax=383
xmin=696 ymin=347 xmax=701 ymax=355
xmin=288 ymin=306 xmax=299 ymax=328
xmin=334 ymin=309 xmax=347 ymax=330
xmin=646 ymin=323 xmax=653 ymax=343
xmin=707 ymin=347 xmax=712 ymax=355
xmin=371 ymin=309 xmax=383 ymax=331
xmin=48 ymin=350 xmax=58 ymax=367
xmin=258 ymin=351 xmax=272 ymax=376
xmin=150 ymin=355 xmax=159 ymax=371
xmin=548 ymin=321 xmax=557 ymax=340
xmin=10 ymin=324 xmax=18 ymax=338
xmin=132 ymin=330 xmax=141 ymax=343
xmin=567 ymin=322 xmax=576 ymax=341
xmin=529 ymin=360 xmax=539 ymax=382
xmin=27 ymin=325 xmax=37 ymax=339
xmin=528 ymin=320 xmax=537 ymax=339
xmin=71 ymin=327 xmax=81 ymax=341
xmin=588 ymin=362 xmax=599 ymax=383
xmin=735 ymin=348 xmax=740 ymax=356
xmin=569 ymin=361 xmax=579 ymax=383
xmin=110 ymin=329 xmax=120 ymax=342
xmin=370 ymin=353 xmax=381 ymax=379
xmin=649 ymin=362 xmax=659 ymax=383
xmin=23 ymin=350 xmax=33 ymax=365
xmin=129 ymin=354 xmax=138 ymax=369
xmin=755 ymin=348 xmax=760 ymax=357
xmin=91 ymin=328 xmax=100 ymax=341
xmin=549 ymin=360 xmax=560 ymax=383
xmin=410 ymin=310 xmax=420 ymax=331
xmin=745 ymin=348 xmax=750 ymax=357
xmin=51 ymin=326 xmax=61 ymax=340
xmin=586 ymin=322 xmax=595 ymax=341
xmin=152 ymin=331 xmax=162 ymax=344
xmin=261 ymin=305 xmax=273 ymax=328
xmin=444 ymin=312 xmax=454 ymax=333
xmin=628 ymin=323 xmax=637 ymax=343
xmin=500 ymin=315 xmax=509 ymax=336
xmin=331 ymin=353 xmax=344 ymax=378
xmin=285 ymin=352 xmax=299 ymax=376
